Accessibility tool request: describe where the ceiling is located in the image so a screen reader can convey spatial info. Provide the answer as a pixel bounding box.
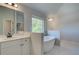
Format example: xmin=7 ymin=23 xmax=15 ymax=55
xmin=23 ymin=3 xmax=63 ymax=17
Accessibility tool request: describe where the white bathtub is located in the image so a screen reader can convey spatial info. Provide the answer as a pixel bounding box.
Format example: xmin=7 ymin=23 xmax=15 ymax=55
xmin=43 ymin=36 xmax=55 ymax=53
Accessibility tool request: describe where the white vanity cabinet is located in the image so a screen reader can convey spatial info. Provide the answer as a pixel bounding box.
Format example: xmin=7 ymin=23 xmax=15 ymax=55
xmin=0 ymin=38 xmax=31 ymax=55
xmin=21 ymin=38 xmax=31 ymax=55
xmin=0 ymin=40 xmax=21 ymax=55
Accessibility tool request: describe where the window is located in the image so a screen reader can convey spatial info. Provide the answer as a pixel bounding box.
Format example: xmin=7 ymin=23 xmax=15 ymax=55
xmin=32 ymin=16 xmax=44 ymax=33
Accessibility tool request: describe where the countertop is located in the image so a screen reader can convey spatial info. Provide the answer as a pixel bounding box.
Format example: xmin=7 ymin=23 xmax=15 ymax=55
xmin=0 ymin=33 xmax=30 ymax=43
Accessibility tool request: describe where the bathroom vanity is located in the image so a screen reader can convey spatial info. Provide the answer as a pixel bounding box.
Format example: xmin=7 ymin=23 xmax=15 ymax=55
xmin=0 ymin=34 xmax=31 ymax=55
xmin=0 ymin=5 xmax=31 ymax=55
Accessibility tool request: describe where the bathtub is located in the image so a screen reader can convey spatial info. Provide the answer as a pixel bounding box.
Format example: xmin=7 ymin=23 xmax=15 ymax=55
xmin=43 ymin=36 xmax=55 ymax=53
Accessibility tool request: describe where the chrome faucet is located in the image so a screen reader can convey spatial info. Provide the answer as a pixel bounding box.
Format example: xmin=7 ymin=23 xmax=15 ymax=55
xmin=7 ymin=32 xmax=12 ymax=38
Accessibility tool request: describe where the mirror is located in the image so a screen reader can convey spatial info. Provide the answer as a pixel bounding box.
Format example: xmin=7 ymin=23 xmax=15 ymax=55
xmin=16 ymin=11 xmax=24 ymax=32
xmin=0 ymin=6 xmax=24 ymax=35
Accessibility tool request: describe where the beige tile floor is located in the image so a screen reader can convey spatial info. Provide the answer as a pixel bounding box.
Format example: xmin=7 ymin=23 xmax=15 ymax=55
xmin=45 ymin=40 xmax=79 ymax=55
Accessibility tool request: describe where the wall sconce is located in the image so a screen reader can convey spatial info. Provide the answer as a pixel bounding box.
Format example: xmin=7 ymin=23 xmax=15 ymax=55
xmin=5 ymin=3 xmax=18 ymax=8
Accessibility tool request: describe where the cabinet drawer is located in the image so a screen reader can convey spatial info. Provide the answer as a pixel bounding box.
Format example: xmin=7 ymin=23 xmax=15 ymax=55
xmin=1 ymin=40 xmax=21 ymax=48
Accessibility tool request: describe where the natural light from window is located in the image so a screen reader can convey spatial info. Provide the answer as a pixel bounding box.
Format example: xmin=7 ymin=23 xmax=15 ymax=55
xmin=32 ymin=16 xmax=44 ymax=33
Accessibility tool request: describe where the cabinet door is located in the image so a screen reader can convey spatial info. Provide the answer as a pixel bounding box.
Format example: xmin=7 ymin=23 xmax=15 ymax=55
xmin=21 ymin=39 xmax=31 ymax=55
xmin=1 ymin=44 xmax=21 ymax=55
xmin=1 ymin=40 xmax=21 ymax=55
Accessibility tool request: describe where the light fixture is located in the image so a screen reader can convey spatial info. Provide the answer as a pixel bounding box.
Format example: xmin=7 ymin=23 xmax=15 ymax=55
xmin=5 ymin=3 xmax=18 ymax=8
xmin=8 ymin=3 xmax=12 ymax=5
xmin=48 ymin=18 xmax=53 ymax=21
xmin=14 ymin=4 xmax=18 ymax=8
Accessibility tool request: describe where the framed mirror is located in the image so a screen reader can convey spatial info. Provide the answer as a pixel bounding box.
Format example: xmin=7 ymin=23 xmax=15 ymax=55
xmin=0 ymin=6 xmax=24 ymax=35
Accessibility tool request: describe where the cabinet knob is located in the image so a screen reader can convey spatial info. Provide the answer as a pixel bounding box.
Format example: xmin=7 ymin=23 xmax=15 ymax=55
xmin=25 ymin=40 xmax=27 ymax=41
xmin=20 ymin=44 xmax=24 ymax=46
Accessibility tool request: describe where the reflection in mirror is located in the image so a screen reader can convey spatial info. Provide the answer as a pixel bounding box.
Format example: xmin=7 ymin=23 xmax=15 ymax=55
xmin=16 ymin=11 xmax=24 ymax=32
xmin=0 ymin=6 xmax=15 ymax=35
xmin=3 ymin=19 xmax=15 ymax=35
xmin=4 ymin=20 xmax=11 ymax=35
xmin=17 ymin=23 xmax=24 ymax=31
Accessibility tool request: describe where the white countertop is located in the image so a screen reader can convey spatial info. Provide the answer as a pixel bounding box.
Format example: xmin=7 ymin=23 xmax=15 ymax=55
xmin=0 ymin=33 xmax=30 ymax=43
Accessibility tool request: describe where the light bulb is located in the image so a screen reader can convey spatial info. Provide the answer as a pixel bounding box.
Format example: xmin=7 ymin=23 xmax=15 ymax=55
xmin=48 ymin=18 xmax=53 ymax=21
xmin=8 ymin=3 xmax=12 ymax=5
xmin=14 ymin=4 xmax=18 ymax=8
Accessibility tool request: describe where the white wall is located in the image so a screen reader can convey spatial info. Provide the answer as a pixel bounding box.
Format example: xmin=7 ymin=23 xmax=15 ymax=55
xmin=58 ymin=3 xmax=79 ymax=42
xmin=47 ymin=16 xmax=59 ymax=30
xmin=47 ymin=3 xmax=79 ymax=43
xmin=31 ymin=33 xmax=43 ymax=55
